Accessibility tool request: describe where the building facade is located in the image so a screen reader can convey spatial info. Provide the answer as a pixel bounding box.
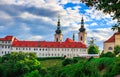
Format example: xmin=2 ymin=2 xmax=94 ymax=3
xmin=0 ymin=17 xmax=87 ymax=58
xmin=104 ymin=32 xmax=120 ymax=53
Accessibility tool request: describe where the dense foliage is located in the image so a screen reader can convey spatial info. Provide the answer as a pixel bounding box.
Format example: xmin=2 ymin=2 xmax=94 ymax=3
xmin=88 ymin=45 xmax=99 ymax=54
xmin=88 ymin=37 xmax=99 ymax=54
xmin=114 ymin=45 xmax=120 ymax=55
xmin=0 ymin=51 xmax=41 ymax=77
xmin=1 ymin=52 xmax=120 ymax=77
xmin=100 ymin=52 xmax=115 ymax=57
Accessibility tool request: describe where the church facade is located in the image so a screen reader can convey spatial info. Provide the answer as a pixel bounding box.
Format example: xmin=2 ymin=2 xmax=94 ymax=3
xmin=0 ymin=17 xmax=87 ymax=58
xmin=104 ymin=32 xmax=120 ymax=53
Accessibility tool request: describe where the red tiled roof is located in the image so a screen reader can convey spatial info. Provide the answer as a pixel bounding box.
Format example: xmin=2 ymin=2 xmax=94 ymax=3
xmin=12 ymin=38 xmax=87 ymax=48
xmin=104 ymin=32 xmax=120 ymax=43
xmin=65 ymin=38 xmax=75 ymax=42
xmin=12 ymin=41 xmax=40 ymax=47
xmin=40 ymin=41 xmax=87 ymax=48
xmin=0 ymin=36 xmax=13 ymax=41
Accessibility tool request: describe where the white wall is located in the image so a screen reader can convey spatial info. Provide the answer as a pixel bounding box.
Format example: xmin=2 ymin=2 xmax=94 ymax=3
xmin=11 ymin=47 xmax=87 ymax=58
xmin=0 ymin=41 xmax=12 ymax=56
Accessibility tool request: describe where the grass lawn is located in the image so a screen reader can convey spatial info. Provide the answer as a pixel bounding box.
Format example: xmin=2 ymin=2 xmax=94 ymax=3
xmin=40 ymin=59 xmax=63 ymax=68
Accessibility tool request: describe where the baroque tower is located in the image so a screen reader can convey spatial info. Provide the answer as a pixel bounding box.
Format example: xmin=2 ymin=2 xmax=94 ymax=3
xmin=78 ymin=16 xmax=87 ymax=44
xmin=54 ymin=16 xmax=63 ymax=42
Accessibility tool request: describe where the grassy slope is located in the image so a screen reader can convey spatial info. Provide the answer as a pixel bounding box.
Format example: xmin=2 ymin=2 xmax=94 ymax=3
xmin=40 ymin=59 xmax=63 ymax=68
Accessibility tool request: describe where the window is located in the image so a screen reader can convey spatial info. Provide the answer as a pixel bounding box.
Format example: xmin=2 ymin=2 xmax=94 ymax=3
xmin=56 ymin=38 xmax=58 ymax=42
xmin=8 ymin=46 xmax=10 ymax=48
xmin=81 ymin=36 xmax=82 ymax=40
xmin=108 ymin=47 xmax=113 ymax=50
xmin=5 ymin=46 xmax=7 ymax=48
xmin=16 ymin=48 xmax=18 ymax=50
xmin=52 ymin=53 xmax=53 ymax=56
xmin=2 ymin=45 xmax=4 ymax=48
xmin=8 ymin=41 xmax=10 ymax=43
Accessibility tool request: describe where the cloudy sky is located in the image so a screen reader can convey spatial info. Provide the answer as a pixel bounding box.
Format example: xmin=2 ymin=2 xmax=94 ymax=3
xmin=0 ymin=0 xmax=117 ymax=50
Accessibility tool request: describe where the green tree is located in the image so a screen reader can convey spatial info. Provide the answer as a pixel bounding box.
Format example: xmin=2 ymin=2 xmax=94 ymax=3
xmin=59 ymin=60 xmax=101 ymax=77
xmin=100 ymin=52 xmax=115 ymax=57
xmin=88 ymin=37 xmax=99 ymax=54
xmin=114 ymin=45 xmax=120 ymax=55
xmin=88 ymin=45 xmax=99 ymax=54
xmin=62 ymin=58 xmax=73 ymax=66
xmin=104 ymin=56 xmax=120 ymax=77
xmin=23 ymin=70 xmax=41 ymax=77
xmin=111 ymin=23 xmax=120 ymax=32
xmin=0 ymin=51 xmax=41 ymax=77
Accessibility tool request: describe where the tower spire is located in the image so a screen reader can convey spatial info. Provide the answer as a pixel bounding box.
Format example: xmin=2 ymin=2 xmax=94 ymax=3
xmin=79 ymin=16 xmax=85 ymax=32
xmin=55 ymin=15 xmax=62 ymax=34
xmin=54 ymin=15 xmax=63 ymax=42
xmin=73 ymin=33 xmax=75 ymax=41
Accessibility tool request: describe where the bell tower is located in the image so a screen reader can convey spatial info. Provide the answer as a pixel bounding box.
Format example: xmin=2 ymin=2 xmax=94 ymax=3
xmin=78 ymin=16 xmax=87 ymax=44
xmin=54 ymin=16 xmax=63 ymax=42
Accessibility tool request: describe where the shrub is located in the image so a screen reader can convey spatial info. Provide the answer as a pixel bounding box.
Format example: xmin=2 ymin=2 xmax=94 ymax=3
xmin=100 ymin=52 xmax=115 ymax=57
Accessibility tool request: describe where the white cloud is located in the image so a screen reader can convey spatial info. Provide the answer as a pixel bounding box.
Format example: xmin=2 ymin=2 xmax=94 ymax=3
xmin=0 ymin=11 xmax=14 ymax=26
xmin=27 ymin=35 xmax=43 ymax=41
xmin=0 ymin=25 xmax=5 ymax=30
xmin=20 ymin=23 xmax=30 ymax=31
xmin=85 ymin=7 xmax=112 ymax=20
xmin=91 ymin=22 xmax=98 ymax=26
xmin=87 ymin=28 xmax=114 ymax=42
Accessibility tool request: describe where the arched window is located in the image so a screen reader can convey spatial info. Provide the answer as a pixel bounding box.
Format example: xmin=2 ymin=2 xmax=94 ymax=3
xmin=56 ymin=38 xmax=58 ymax=42
xmin=108 ymin=47 xmax=113 ymax=50
xmin=81 ymin=36 xmax=82 ymax=40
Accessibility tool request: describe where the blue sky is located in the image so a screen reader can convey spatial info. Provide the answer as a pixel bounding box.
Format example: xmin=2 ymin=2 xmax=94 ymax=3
xmin=0 ymin=0 xmax=117 ymax=50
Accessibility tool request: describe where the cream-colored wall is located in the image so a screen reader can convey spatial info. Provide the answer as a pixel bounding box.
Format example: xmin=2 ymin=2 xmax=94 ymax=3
xmin=54 ymin=34 xmax=63 ymax=42
xmin=115 ymin=34 xmax=120 ymax=46
xmin=78 ymin=32 xmax=87 ymax=45
xmin=104 ymin=42 xmax=114 ymax=53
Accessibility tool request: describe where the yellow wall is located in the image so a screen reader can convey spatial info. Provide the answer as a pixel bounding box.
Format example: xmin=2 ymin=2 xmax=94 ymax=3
xmin=104 ymin=42 xmax=114 ymax=53
xmin=115 ymin=34 xmax=120 ymax=46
